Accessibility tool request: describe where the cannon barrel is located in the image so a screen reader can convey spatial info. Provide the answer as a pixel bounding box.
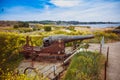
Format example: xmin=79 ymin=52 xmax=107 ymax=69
xmin=43 ymin=35 xmax=94 ymax=46
xmin=64 ymin=35 xmax=94 ymax=42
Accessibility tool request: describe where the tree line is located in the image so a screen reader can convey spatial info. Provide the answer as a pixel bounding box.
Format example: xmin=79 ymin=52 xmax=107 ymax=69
xmin=14 ymin=22 xmax=29 ymax=28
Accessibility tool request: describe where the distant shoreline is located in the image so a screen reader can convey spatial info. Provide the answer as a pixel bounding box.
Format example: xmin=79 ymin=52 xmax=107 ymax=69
xmin=56 ymin=23 xmax=120 ymax=28
xmin=0 ymin=20 xmax=120 ymax=28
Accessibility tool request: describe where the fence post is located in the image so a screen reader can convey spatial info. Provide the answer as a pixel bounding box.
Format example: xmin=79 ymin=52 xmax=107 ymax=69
xmin=104 ymin=61 xmax=107 ymax=80
xmin=106 ymin=47 xmax=109 ymax=67
xmin=104 ymin=46 xmax=109 ymax=80
xmin=100 ymin=43 xmax=102 ymax=54
xmin=100 ymin=36 xmax=104 ymax=54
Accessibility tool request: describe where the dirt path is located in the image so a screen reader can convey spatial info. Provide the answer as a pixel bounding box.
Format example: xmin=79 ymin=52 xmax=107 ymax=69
xmin=88 ymin=42 xmax=120 ymax=80
xmin=17 ymin=60 xmax=64 ymax=79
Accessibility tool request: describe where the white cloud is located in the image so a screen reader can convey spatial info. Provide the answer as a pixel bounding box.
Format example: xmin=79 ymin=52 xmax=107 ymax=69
xmin=0 ymin=1 xmax=120 ymax=21
xmin=50 ymin=0 xmax=82 ymax=7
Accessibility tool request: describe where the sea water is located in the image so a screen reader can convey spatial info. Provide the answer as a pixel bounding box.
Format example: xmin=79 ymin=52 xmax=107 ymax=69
xmin=77 ymin=24 xmax=120 ymax=28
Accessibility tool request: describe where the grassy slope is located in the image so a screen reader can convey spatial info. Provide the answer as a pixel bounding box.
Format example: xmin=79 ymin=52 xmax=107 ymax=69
xmin=63 ymin=51 xmax=105 ymax=80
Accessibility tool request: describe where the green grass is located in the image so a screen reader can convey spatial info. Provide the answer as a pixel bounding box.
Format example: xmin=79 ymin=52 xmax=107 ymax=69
xmin=63 ymin=51 xmax=105 ymax=80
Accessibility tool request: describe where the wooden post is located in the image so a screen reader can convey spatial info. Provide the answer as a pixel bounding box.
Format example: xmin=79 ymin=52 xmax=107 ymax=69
xmin=104 ymin=61 xmax=107 ymax=80
xmin=100 ymin=36 xmax=104 ymax=54
xmin=104 ymin=46 xmax=109 ymax=80
xmin=100 ymin=43 xmax=102 ymax=54
xmin=106 ymin=47 xmax=109 ymax=67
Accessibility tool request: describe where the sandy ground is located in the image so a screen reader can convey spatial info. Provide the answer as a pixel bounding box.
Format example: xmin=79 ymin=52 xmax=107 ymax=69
xmin=88 ymin=42 xmax=120 ymax=80
xmin=75 ymin=27 xmax=115 ymax=32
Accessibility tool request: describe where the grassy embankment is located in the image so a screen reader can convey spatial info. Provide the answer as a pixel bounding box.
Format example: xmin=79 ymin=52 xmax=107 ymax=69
xmin=63 ymin=51 xmax=105 ymax=80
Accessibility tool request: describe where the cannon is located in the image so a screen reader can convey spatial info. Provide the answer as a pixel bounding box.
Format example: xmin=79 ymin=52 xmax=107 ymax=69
xmin=21 ymin=35 xmax=94 ymax=61
xmin=43 ymin=35 xmax=94 ymax=47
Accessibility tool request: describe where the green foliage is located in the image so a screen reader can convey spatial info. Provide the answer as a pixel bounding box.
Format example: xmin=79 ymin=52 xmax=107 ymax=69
xmin=0 ymin=70 xmax=48 ymax=80
xmin=44 ymin=26 xmax=52 ymax=31
xmin=18 ymin=28 xmax=33 ymax=33
xmin=85 ymin=31 xmax=120 ymax=43
xmin=30 ymin=35 xmax=44 ymax=46
xmin=64 ymin=51 xmax=105 ymax=80
xmin=93 ymin=31 xmax=120 ymax=43
xmin=0 ymin=32 xmax=25 ymax=73
xmin=54 ymin=30 xmax=68 ymax=35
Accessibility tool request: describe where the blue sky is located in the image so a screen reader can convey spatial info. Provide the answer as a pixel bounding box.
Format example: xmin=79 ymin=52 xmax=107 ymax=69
xmin=0 ymin=0 xmax=120 ymax=21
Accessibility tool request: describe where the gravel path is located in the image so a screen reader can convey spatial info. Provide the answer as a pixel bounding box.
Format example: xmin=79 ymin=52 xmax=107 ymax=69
xmin=88 ymin=42 xmax=120 ymax=80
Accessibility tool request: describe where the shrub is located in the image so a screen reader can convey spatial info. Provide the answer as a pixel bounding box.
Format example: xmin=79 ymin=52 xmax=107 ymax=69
xmin=44 ymin=26 xmax=51 ymax=31
xmin=30 ymin=35 xmax=43 ymax=46
xmin=13 ymin=25 xmax=19 ymax=28
xmin=0 ymin=32 xmax=25 ymax=74
xmin=90 ymin=31 xmax=120 ymax=43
